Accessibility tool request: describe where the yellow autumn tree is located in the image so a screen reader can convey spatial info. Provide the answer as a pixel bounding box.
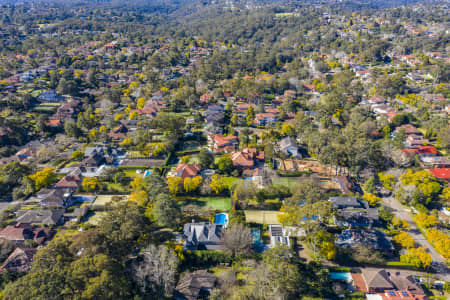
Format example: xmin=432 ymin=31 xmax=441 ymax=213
xmin=400 ymin=247 xmax=432 ymax=268
xmin=167 ymin=177 xmax=182 ymax=196
xmin=82 ymin=177 xmax=101 ymax=192
xmin=426 ymin=229 xmax=450 ymax=259
xmin=414 ymin=213 xmax=438 ymax=228
xmin=210 ymin=174 xmax=227 ymax=194
xmin=29 ymin=168 xmax=57 ymax=190
xmin=392 ymin=217 xmax=410 ymax=230
xmin=137 ymin=97 xmax=146 ymax=109
xmin=393 ymin=232 xmax=415 ymax=249
xmin=183 ymin=176 xmax=202 ymax=193
xmin=363 ymin=193 xmax=381 ymax=207
xmin=129 ymin=189 xmax=149 ymax=208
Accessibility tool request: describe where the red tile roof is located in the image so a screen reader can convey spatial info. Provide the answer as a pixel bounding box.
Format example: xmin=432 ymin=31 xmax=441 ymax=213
xmin=418 ymin=145 xmax=437 ymax=155
xmin=175 ymin=164 xmax=201 ymax=178
xmin=428 ymin=168 xmax=450 ymax=179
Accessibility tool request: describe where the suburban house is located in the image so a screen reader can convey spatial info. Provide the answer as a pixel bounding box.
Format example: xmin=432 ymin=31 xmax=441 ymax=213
xmin=0 ymin=223 xmax=33 ymax=243
xmin=333 ymin=176 xmax=356 ymax=194
xmin=268 ymin=225 xmax=290 ymax=247
xmin=405 ymin=134 xmax=429 ymax=147
xmin=204 ymin=104 xmax=225 ymax=125
xmin=254 ymin=112 xmax=278 ymax=126
xmin=354 ymin=269 xmax=428 ymax=300
xmin=15 ymin=209 xmax=65 ymax=226
xmin=171 ymin=164 xmax=202 ymax=179
xmin=36 ymin=188 xmax=73 ymax=208
xmin=38 ymin=90 xmax=64 ymax=102
xmin=0 ymin=248 xmax=37 ymax=274
xmin=182 ymin=222 xmax=225 ymax=251
xmin=208 ymin=134 xmax=239 ymax=153
xmin=394 ymin=124 xmax=421 ymax=136
xmin=174 ymin=270 xmax=217 ymax=300
xmin=335 ymin=209 xmax=379 ymax=228
xmin=336 ymin=229 xmax=393 ymax=253
xmin=279 ymin=137 xmax=302 ymax=158
xmin=428 ymin=168 xmax=450 ymax=182
xmin=231 ymin=148 xmax=264 ymax=169
xmin=108 ymin=124 xmax=129 ymax=143
xmin=54 ymin=175 xmax=82 ymax=191
xmin=329 ymin=197 xmax=368 ymax=210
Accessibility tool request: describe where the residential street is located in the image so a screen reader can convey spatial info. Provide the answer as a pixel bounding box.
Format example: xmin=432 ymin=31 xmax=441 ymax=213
xmin=381 ymin=196 xmax=449 ymax=281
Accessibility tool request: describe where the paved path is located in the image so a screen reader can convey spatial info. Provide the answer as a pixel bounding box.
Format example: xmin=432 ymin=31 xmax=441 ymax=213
xmin=381 ymin=196 xmax=449 ymax=281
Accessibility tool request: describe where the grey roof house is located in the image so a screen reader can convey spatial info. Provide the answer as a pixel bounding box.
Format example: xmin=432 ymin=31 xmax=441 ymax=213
xmin=15 ymin=209 xmax=65 ymax=226
xmin=174 ymin=270 xmax=217 ymax=300
xmin=182 ymin=222 xmax=225 ymax=251
xmin=279 ymin=137 xmax=302 ymax=158
xmin=329 ymin=197 xmax=367 ymax=210
xmin=337 ymin=229 xmax=393 ymax=252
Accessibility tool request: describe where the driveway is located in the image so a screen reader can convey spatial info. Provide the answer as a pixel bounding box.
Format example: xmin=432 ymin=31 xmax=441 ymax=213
xmin=381 ymin=195 xmax=449 ymax=281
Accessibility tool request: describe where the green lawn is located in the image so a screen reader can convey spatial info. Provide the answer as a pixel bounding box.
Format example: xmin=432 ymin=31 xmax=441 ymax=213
xmin=119 ymin=167 xmax=145 ymax=177
xmin=85 ymin=211 xmax=106 ymax=225
xmin=272 ymin=177 xmax=302 ymax=188
xmin=244 ymin=210 xmax=283 ymax=224
xmin=93 ymin=195 xmax=128 ymax=206
xmin=177 ymin=196 xmax=231 ymax=211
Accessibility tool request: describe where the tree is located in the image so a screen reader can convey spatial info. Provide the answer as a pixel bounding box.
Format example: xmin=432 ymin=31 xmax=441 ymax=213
xmin=217 ymin=154 xmax=234 ymax=174
xmin=393 ymin=232 xmax=415 ymax=249
xmin=136 ymin=97 xmax=146 ymax=109
xmin=285 ymin=178 xmax=325 ymax=205
xmin=29 ymin=167 xmax=57 ymax=191
xmin=183 ymin=176 xmax=202 ymax=193
xmin=307 ymin=229 xmax=336 ymax=261
xmin=400 ymin=247 xmax=432 ymax=268
xmin=95 ymin=201 xmax=152 ymax=260
xmin=250 ymin=245 xmax=301 ymax=299
xmin=224 ymin=223 xmax=253 ymax=256
xmin=180 ymin=155 xmax=190 ymax=164
xmin=363 ymin=177 xmax=376 ymax=194
xmin=198 ymin=149 xmax=214 ymax=169
xmin=392 ymin=217 xmax=410 ymax=230
xmin=152 ymin=194 xmax=180 ymax=228
xmin=414 ymin=213 xmax=438 ymax=229
xmin=131 ymin=244 xmax=178 ymax=298
xmin=129 ymin=190 xmax=149 ymax=208
xmin=378 ymin=172 xmax=396 ymax=191
xmin=246 ymin=106 xmax=255 ymax=126
xmin=167 ymin=177 xmax=182 ymax=196
xmin=363 ymin=193 xmax=381 ymax=207
xmin=82 ymin=177 xmax=102 ymax=192
xmin=426 ymin=229 xmax=450 ymax=259
xmin=72 ymin=150 xmax=84 ymax=161
xmin=210 ymin=174 xmax=228 ymax=194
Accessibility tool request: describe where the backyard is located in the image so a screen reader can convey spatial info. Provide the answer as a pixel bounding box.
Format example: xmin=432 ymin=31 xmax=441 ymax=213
xmin=244 ymin=210 xmax=283 ymax=224
xmin=177 ymin=196 xmax=232 ymax=211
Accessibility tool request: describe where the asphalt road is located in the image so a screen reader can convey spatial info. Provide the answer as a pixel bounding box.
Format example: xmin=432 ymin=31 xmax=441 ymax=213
xmin=381 ymin=196 xmax=449 ymax=281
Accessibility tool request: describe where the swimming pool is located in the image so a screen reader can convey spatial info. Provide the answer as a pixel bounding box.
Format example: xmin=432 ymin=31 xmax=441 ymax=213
xmin=214 ymin=213 xmax=228 ymax=227
xmin=143 ymin=170 xmax=152 ymax=177
xmin=330 ymin=272 xmax=352 ymax=281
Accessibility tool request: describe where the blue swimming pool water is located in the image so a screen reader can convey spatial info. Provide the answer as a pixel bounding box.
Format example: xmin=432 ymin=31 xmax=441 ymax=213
xmin=330 ymin=272 xmax=352 ymax=280
xmin=144 ymin=170 xmax=152 ymax=177
xmin=214 ymin=213 xmax=228 ymax=226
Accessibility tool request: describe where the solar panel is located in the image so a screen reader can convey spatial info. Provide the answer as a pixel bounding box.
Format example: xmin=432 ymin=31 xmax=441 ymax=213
xmin=388 ymin=291 xmax=396 ymax=296
xmin=402 ymin=291 xmax=409 ymax=297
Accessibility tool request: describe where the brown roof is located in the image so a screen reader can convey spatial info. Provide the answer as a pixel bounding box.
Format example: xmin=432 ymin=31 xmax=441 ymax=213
xmin=54 ymin=175 xmax=81 ymax=189
xmin=175 ymin=270 xmax=217 ymax=300
xmin=175 ymin=164 xmax=201 ymax=178
xmin=0 ymin=248 xmax=37 ymax=273
xmin=363 ymin=269 xmax=394 ymax=291
xmin=0 ymin=223 xmax=33 ymax=241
